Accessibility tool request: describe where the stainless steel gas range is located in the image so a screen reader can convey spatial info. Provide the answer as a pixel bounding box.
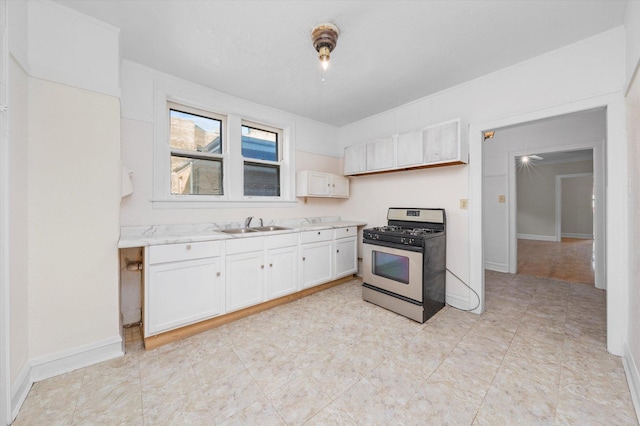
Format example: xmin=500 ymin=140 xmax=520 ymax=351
xmin=362 ymin=208 xmax=446 ymax=323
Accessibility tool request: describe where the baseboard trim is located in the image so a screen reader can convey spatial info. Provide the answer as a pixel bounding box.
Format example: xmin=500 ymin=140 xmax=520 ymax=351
xmin=517 ymin=234 xmax=557 ymax=242
xmin=484 ymin=261 xmax=509 ymax=273
xmin=30 ymin=335 xmax=124 ymax=383
xmin=10 ymin=364 xmax=31 ymax=422
xmin=446 ymin=292 xmax=472 ymax=311
xmin=561 ymin=233 xmax=593 ymax=239
xmin=623 ymin=343 xmax=640 ymax=423
xmin=10 ymin=335 xmax=123 ymax=422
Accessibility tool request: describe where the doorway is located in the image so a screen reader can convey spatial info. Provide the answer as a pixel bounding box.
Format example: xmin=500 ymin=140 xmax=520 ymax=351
xmin=514 ymin=150 xmax=596 ymax=285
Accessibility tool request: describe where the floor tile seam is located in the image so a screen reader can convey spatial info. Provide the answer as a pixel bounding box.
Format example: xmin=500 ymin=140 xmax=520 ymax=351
xmin=264 ymin=370 xmax=336 ymax=425
xmin=70 ymin=367 xmax=89 ymax=424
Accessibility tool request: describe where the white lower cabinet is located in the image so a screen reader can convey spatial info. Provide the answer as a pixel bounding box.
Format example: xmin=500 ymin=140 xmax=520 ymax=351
xmin=266 ymin=246 xmax=299 ymax=298
xmin=335 ymin=237 xmax=357 ymax=278
xmin=225 ymin=250 xmax=265 ymax=312
xmin=300 ymin=241 xmax=333 ymax=288
xmin=146 ymin=255 xmax=223 ymax=336
xmin=144 ymin=227 xmax=359 ymax=338
xmin=266 ymin=233 xmax=299 ymax=298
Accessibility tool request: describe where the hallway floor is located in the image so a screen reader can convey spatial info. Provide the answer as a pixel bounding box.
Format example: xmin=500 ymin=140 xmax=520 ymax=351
xmin=517 ymin=238 xmax=595 ymax=285
xmin=12 ymin=273 xmax=638 ymax=425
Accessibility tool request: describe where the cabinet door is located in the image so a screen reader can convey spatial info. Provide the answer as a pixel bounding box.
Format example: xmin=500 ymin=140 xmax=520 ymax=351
xmin=300 ymin=241 xmax=333 ymax=289
xmin=424 ymin=120 xmax=459 ymax=163
xmin=344 ymin=144 xmax=367 ymax=175
xmin=366 ymin=137 xmax=394 ymax=171
xmin=331 ymin=175 xmax=349 ymax=198
xmin=308 ymin=171 xmax=332 ymax=196
xmin=334 ymin=237 xmax=357 ymax=278
xmin=396 ymin=130 xmax=424 ymax=167
xmin=267 ymin=245 xmax=299 ymax=299
xmin=146 ymin=257 xmax=222 ymax=336
xmin=226 ymin=251 xmax=265 ymax=312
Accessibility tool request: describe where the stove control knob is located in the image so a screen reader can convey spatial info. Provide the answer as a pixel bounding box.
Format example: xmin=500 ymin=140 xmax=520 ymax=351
xmin=400 ymin=237 xmax=406 ymax=244
xmin=409 ymin=238 xmax=415 ymax=245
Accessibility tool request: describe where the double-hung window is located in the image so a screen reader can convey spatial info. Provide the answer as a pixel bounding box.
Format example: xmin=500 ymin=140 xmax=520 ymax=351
xmin=168 ymin=102 xmax=226 ymax=196
xmin=242 ymin=121 xmax=282 ymax=197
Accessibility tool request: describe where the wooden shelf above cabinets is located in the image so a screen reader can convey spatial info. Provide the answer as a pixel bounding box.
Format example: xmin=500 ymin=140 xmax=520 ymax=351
xmin=344 ymin=118 xmax=467 ymax=176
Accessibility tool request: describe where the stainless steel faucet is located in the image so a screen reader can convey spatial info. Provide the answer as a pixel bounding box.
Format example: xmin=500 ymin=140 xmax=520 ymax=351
xmin=244 ymin=216 xmax=253 ymax=228
xmin=258 ymin=218 xmax=263 ymax=227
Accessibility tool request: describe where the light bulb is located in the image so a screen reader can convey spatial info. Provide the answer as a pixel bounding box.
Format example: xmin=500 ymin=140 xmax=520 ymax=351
xmin=521 ymin=156 xmax=529 ymax=163
xmin=321 ymin=59 xmax=329 ymax=71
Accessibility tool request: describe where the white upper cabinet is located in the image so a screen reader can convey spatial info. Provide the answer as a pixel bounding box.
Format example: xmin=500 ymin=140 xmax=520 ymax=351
xmin=424 ymin=119 xmax=460 ymax=164
xmin=344 ymin=144 xmax=367 ymax=175
xmin=366 ymin=137 xmax=395 ymax=171
xmin=343 ymin=118 xmax=466 ymax=176
xmin=396 ymin=130 xmax=424 ymax=167
xmin=296 ymin=171 xmax=349 ymax=198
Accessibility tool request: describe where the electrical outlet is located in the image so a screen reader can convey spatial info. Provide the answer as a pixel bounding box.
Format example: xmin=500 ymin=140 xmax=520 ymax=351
xmin=498 ymin=195 xmax=506 ymax=203
xmin=460 ymin=199 xmax=468 ymax=209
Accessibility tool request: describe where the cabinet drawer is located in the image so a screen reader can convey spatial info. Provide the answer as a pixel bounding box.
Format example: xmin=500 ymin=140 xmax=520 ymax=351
xmin=225 ymin=236 xmax=265 ymax=255
xmin=300 ymin=229 xmax=333 ymax=244
xmin=267 ymin=233 xmax=299 ymax=249
xmin=149 ymin=241 xmax=221 ymax=265
xmin=334 ymin=226 xmax=356 ymax=239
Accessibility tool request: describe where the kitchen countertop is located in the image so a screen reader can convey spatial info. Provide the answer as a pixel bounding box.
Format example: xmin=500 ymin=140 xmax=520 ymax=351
xmin=119 ymin=217 xmax=367 ymax=248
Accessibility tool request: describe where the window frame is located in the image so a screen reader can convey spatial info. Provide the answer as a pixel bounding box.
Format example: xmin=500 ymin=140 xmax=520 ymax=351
xmin=168 ymin=102 xmax=226 ymax=197
xmin=152 ymin=85 xmax=296 ymax=208
xmin=241 ymin=119 xmax=283 ymax=198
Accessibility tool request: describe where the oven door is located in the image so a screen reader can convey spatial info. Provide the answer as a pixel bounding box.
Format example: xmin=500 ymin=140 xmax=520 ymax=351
xmin=363 ymin=242 xmax=423 ymax=302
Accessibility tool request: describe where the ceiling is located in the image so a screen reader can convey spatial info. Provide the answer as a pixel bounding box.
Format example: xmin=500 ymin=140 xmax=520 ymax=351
xmin=54 ymin=0 xmax=628 ymax=127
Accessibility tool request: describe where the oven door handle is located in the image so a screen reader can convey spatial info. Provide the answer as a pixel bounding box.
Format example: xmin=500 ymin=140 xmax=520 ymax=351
xmin=362 ymin=240 xmax=423 ymax=252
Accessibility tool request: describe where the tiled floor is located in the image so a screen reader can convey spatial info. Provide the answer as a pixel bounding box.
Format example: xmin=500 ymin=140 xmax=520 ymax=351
xmin=13 ymin=272 xmax=638 ymax=425
xmin=518 ymin=238 xmax=595 ymax=285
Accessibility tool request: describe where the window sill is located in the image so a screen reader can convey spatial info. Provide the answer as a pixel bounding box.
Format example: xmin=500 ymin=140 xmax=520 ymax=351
xmin=152 ymin=199 xmax=299 ymax=209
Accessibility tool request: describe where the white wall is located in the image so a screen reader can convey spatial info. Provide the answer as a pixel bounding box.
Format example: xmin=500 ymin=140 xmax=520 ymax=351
xmin=3 ymin=3 xmax=124 ymax=421
xmin=560 ymin=174 xmax=593 ymax=238
xmin=516 ymin=160 xmax=593 ymax=239
xmin=27 ymin=78 xmax=121 ymax=359
xmin=339 ymin=29 xmax=622 ymax=312
xmin=624 ymin=18 xmax=640 ymax=419
xmin=624 ymin=0 xmax=640 ymax=92
xmin=8 ymin=57 xmax=28 ymax=391
xmin=119 ymin=60 xmax=348 ymax=227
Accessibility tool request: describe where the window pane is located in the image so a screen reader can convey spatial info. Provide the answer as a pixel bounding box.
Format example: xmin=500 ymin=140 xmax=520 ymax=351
xmin=242 ymin=125 xmax=277 ymax=161
xmin=170 ymin=109 xmax=222 ymax=154
xmin=244 ymin=162 xmax=280 ymax=196
xmin=171 ymin=156 xmax=223 ymax=195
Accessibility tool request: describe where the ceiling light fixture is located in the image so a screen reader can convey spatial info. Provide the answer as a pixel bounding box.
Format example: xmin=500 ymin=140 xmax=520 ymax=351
xmin=483 ymin=131 xmax=495 ymax=140
xmin=311 ymin=23 xmax=339 ymax=72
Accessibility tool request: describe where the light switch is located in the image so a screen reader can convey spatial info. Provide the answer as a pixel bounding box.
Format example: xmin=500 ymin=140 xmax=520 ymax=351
xmin=498 ymin=195 xmax=506 ymax=203
xmin=460 ymin=199 xmax=468 ymax=209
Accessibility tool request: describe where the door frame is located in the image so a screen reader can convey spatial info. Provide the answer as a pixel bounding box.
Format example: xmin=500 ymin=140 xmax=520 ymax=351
xmin=470 ymin=91 xmax=627 ymax=356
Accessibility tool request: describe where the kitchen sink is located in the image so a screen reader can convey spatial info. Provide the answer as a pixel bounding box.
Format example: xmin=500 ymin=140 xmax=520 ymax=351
xmin=219 ymin=226 xmax=291 ymax=234
xmin=219 ymin=228 xmax=258 ymax=234
xmin=252 ymin=226 xmax=292 ymax=232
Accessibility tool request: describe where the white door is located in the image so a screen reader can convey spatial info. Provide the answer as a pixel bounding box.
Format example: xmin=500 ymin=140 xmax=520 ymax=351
xmin=300 ymin=241 xmax=333 ymax=288
xmin=334 ymin=238 xmax=357 ymax=278
xmin=308 ymin=171 xmax=332 ymax=196
xmin=424 ymin=120 xmax=459 ymax=163
xmin=366 ymin=137 xmax=394 ymax=171
xmin=267 ymin=246 xmax=298 ymax=298
xmin=147 ymin=257 xmax=222 ymax=335
xmin=226 ymin=251 xmax=265 ymax=312
xmin=331 ymin=175 xmax=349 ymax=197
xmin=396 ymin=130 xmax=424 ymax=167
xmin=344 ymin=144 xmax=367 ymax=175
